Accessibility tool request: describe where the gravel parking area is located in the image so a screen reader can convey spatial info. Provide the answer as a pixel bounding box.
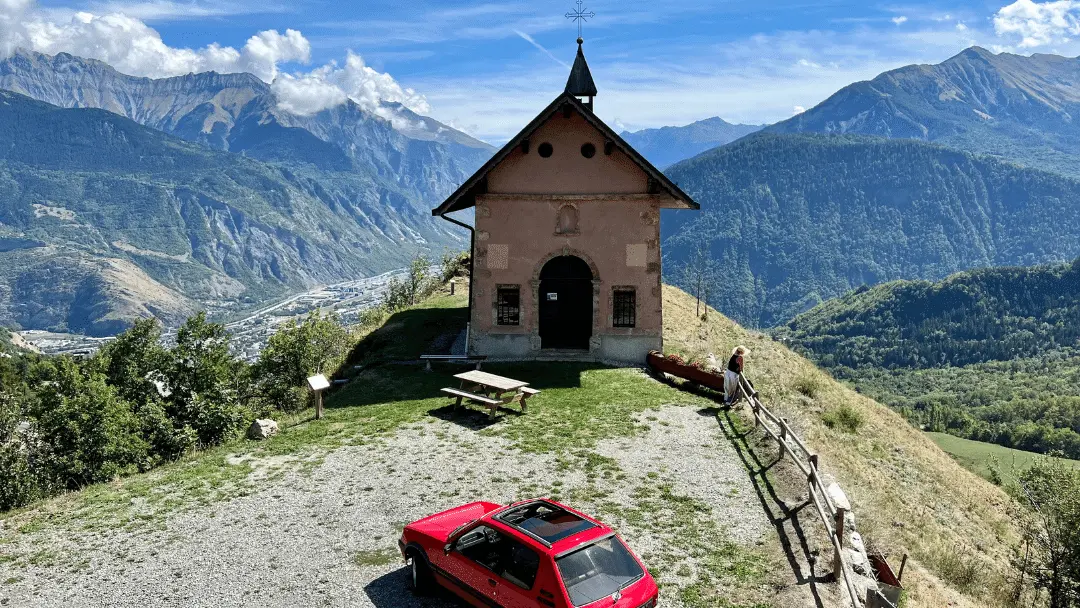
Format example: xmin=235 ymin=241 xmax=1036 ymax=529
xmin=0 ymin=404 xmax=779 ymax=608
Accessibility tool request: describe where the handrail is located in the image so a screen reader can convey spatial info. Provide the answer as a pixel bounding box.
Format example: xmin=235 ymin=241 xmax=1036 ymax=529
xmin=737 ymin=374 xmax=863 ymax=608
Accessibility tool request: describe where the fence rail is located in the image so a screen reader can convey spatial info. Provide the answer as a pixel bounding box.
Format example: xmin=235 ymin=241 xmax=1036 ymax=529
xmin=737 ymin=375 xmax=863 ymax=608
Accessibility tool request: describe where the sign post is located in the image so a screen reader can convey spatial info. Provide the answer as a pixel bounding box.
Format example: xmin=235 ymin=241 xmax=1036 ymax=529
xmin=307 ymin=374 xmax=330 ymax=420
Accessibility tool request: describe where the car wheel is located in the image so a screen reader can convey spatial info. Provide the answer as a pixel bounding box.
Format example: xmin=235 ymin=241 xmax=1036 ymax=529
xmin=408 ymin=550 xmax=435 ymax=596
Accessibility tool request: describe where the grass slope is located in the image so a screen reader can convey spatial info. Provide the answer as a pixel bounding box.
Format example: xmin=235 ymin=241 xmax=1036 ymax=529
xmin=662 ymin=285 xmax=1021 ymax=608
xmin=928 ymin=432 xmax=1080 ymax=481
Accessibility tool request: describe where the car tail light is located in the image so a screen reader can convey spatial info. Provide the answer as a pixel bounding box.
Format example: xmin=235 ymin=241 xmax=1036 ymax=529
xmin=638 ymin=597 xmax=657 ymax=608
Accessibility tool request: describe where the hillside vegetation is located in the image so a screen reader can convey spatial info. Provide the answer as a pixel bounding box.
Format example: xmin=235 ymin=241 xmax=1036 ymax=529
xmin=662 ymin=285 xmax=1023 ymax=608
xmin=777 ymin=261 xmax=1080 ymax=459
xmin=661 ymin=134 xmax=1080 ymax=327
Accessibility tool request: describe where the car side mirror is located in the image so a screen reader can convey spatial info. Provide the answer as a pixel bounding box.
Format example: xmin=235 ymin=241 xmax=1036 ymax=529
xmin=443 ymin=542 xmax=453 ymax=555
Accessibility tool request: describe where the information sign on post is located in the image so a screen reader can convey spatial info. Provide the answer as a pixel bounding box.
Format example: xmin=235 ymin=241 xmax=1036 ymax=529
xmin=307 ymin=374 xmax=330 ymax=420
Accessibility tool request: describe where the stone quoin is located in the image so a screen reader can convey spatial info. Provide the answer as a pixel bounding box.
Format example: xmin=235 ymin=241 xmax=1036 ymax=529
xmin=431 ymin=39 xmax=699 ymax=363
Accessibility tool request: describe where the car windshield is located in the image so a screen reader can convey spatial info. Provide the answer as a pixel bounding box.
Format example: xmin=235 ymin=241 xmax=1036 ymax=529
xmin=555 ymin=536 xmax=645 ymax=607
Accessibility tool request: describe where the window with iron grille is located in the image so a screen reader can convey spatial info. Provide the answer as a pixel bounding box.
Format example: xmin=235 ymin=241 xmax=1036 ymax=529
xmin=497 ymin=287 xmax=520 ymax=326
xmin=613 ymin=289 xmax=636 ymax=328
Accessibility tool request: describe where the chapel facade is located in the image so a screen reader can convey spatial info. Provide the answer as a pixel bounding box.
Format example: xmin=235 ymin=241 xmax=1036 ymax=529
xmin=432 ymin=40 xmax=699 ymax=363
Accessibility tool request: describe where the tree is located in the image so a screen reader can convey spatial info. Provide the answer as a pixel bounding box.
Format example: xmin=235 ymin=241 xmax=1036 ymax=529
xmin=1011 ymin=458 xmax=1080 ymax=608
xmin=0 ymin=391 xmax=44 ymax=510
xmin=675 ymin=241 xmax=722 ymax=319
xmin=94 ymin=318 xmax=167 ymax=407
xmin=384 ymin=254 xmax=437 ymax=311
xmin=256 ymin=312 xmax=352 ymax=412
xmin=30 ymin=358 xmax=147 ymax=488
xmin=165 ymin=313 xmax=250 ymax=447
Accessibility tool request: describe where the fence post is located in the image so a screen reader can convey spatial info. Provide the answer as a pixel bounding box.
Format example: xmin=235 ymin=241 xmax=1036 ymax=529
xmin=779 ymin=418 xmax=789 ymax=460
xmin=827 ymin=483 xmax=851 ymax=582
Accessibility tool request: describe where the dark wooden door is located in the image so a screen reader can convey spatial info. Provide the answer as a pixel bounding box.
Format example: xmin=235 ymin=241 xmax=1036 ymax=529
xmin=539 ymin=256 xmax=593 ymax=350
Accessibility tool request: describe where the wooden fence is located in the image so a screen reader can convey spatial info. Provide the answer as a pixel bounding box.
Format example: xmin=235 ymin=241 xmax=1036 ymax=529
xmin=737 ymin=375 xmax=864 ymax=608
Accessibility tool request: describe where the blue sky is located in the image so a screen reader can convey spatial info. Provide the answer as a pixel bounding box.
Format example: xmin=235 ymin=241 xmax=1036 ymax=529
xmin=10 ymin=0 xmax=1080 ymax=142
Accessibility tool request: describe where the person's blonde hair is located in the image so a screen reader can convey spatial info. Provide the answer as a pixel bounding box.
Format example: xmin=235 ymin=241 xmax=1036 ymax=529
xmin=732 ymin=346 xmax=749 ymax=356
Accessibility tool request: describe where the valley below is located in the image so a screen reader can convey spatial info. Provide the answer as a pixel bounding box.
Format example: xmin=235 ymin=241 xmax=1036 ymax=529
xmin=16 ymin=268 xmax=413 ymax=360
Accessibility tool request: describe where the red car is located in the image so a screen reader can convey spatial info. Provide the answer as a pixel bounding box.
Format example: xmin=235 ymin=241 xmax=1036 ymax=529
xmin=398 ymin=499 xmax=659 ymax=608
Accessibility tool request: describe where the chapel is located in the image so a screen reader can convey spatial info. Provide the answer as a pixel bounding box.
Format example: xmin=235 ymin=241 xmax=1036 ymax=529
xmin=432 ymin=39 xmax=699 ymax=363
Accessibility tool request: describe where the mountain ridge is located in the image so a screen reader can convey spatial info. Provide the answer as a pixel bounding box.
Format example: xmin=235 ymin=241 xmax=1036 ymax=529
xmin=766 ymin=46 xmax=1080 ymax=176
xmin=0 ymin=49 xmax=494 ymax=210
xmin=620 ymin=116 xmax=762 ymax=168
xmin=0 ymin=89 xmax=460 ymax=335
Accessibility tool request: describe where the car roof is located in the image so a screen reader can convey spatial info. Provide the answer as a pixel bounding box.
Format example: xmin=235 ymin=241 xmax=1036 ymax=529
xmin=483 ymin=499 xmax=614 ymax=556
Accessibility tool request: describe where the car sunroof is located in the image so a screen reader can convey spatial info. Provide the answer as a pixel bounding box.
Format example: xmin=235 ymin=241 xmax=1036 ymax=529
xmin=496 ymin=501 xmax=597 ymax=545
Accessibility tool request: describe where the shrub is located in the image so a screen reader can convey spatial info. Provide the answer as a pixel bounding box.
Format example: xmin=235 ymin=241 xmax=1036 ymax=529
xmin=1009 ymin=458 xmax=1080 ymax=608
xmin=0 ymin=392 xmax=45 ymax=511
xmin=440 ymin=250 xmax=470 ymax=283
xmin=931 ymin=545 xmax=985 ymax=596
xmin=822 ymin=403 xmax=865 ymax=433
xmin=31 ymin=359 xmax=148 ymax=489
xmin=256 ymin=312 xmax=353 ymax=412
xmin=384 ymin=254 xmax=438 ymax=311
xmin=164 ymin=313 xmax=252 ymax=448
xmin=793 ymin=373 xmax=823 ymax=398
xmin=356 ymin=306 xmax=386 ymax=329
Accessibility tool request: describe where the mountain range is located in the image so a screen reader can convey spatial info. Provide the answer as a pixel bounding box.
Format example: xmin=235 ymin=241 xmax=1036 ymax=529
xmin=0 ymin=50 xmax=495 ymax=335
xmin=768 ymin=47 xmax=1080 ymax=178
xmin=620 ymin=117 xmax=761 ymax=168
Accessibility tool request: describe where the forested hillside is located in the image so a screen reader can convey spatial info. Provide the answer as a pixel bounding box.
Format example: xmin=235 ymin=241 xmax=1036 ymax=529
xmin=777 ymin=261 xmax=1080 ymax=458
xmin=661 ymin=134 xmax=1080 ymax=327
xmin=0 ymin=90 xmax=460 ymax=335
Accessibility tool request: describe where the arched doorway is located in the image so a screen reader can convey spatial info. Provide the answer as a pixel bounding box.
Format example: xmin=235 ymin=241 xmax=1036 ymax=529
xmin=539 ymin=256 xmax=593 ymax=350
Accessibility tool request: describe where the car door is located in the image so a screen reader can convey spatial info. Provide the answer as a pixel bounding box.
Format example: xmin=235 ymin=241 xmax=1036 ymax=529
xmin=441 ymin=524 xmax=503 ymax=607
xmin=490 ymin=535 xmax=544 ymax=608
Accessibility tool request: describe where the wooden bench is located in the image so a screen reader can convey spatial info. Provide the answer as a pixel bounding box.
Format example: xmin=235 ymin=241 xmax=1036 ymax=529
xmin=518 ymin=387 xmax=541 ymax=413
xmin=421 ymin=355 xmax=487 ymax=371
xmin=441 ymin=387 xmax=503 ymax=419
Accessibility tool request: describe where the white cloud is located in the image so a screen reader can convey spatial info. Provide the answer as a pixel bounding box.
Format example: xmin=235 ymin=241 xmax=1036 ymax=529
xmin=892 ymin=15 xmax=909 ymax=25
xmin=793 ymin=105 xmax=807 ymax=114
xmin=10 ymin=7 xmax=308 ymax=81
xmin=0 ymin=0 xmax=428 ymax=124
xmin=0 ymin=0 xmax=33 ymax=57
xmin=797 ymin=58 xmax=823 ymax=68
xmin=272 ymin=52 xmax=430 ymax=120
xmin=956 ymin=21 xmax=969 ymax=31
xmin=994 ymin=0 xmax=1080 ymax=48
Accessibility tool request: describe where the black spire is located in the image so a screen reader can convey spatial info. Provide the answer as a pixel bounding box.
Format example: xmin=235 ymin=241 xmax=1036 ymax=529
xmin=565 ymin=38 xmax=598 ymax=101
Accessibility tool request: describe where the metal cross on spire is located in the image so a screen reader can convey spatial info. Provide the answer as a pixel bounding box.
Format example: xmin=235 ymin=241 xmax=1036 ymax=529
xmin=565 ymin=0 xmax=596 ymax=39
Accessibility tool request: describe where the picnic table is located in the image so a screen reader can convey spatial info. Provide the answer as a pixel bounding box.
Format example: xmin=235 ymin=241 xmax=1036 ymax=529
xmin=440 ymin=370 xmax=540 ymax=419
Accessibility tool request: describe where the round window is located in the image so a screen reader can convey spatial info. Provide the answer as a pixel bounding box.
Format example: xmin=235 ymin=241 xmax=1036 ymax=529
xmin=580 ymin=143 xmax=596 ymax=159
xmin=538 ymin=142 xmax=554 ymax=158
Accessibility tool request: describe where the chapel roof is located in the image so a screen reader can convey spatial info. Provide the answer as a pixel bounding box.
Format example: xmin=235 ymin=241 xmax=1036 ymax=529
xmin=431 ymin=92 xmax=699 ymax=215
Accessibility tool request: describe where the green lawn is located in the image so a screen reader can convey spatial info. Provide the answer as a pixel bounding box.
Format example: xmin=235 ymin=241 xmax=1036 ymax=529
xmin=927 ymin=432 xmax=1080 ymax=481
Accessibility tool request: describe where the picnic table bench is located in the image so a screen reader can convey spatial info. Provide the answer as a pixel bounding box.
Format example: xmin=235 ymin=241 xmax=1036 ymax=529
xmin=421 ymin=354 xmax=487 ymax=371
xmin=441 ymin=370 xmax=541 ymax=419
